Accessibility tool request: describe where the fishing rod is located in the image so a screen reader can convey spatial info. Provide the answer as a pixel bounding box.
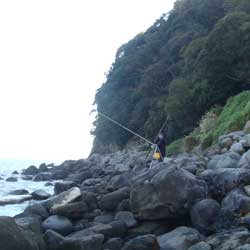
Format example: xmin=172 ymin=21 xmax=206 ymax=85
xmin=98 ymin=112 xmax=155 ymax=146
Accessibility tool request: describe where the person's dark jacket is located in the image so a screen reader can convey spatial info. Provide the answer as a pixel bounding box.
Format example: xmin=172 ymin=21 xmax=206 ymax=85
xmin=156 ymin=137 xmax=166 ymax=160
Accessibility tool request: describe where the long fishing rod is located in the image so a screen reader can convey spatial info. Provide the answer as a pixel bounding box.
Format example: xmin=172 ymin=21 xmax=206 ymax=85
xmin=98 ymin=112 xmax=155 ymax=146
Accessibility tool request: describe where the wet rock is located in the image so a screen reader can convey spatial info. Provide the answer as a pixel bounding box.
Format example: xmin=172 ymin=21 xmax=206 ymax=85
xmin=22 ymin=165 xmax=39 ymax=175
xmin=131 ymin=167 xmax=207 ymax=220
xmin=16 ymin=203 xmax=49 ymax=220
xmin=238 ymin=150 xmax=250 ymax=168
xmin=190 ymin=199 xmax=221 ymax=235
xmin=33 ymin=172 xmax=53 ymax=182
xmin=54 ymin=181 xmax=79 ymax=195
xmin=115 ymin=211 xmax=137 ymax=228
xmin=6 ymin=177 xmax=18 ymax=182
xmin=8 ymin=189 xmax=29 ymax=195
xmin=51 ymin=170 xmax=69 ymax=180
xmin=39 ymin=163 xmax=49 ymax=172
xmin=109 ymin=220 xmax=128 ymax=238
xmin=31 ymin=190 xmax=51 ymax=200
xmin=0 ymin=195 xmax=33 ymax=206
xmin=12 ymin=170 xmax=19 ymax=174
xmin=157 ymin=227 xmax=201 ymax=250
xmin=122 ymin=235 xmax=160 ymax=250
xmin=42 ymin=215 xmax=73 ymax=236
xmin=99 ymin=187 xmax=130 ymax=211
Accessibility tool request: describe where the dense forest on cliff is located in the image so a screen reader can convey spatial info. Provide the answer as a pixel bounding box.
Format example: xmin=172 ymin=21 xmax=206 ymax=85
xmin=92 ymin=0 xmax=250 ymax=152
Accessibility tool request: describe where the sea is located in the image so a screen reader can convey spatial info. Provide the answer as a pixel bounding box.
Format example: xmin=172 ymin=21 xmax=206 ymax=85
xmin=0 ymin=159 xmax=59 ymax=217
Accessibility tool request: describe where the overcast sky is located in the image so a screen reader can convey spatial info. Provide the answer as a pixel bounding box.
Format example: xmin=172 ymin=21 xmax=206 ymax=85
xmin=0 ymin=0 xmax=175 ymax=162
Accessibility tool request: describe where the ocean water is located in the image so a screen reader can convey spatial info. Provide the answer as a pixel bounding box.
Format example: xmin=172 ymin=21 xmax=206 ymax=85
xmin=0 ymin=159 xmax=56 ymax=217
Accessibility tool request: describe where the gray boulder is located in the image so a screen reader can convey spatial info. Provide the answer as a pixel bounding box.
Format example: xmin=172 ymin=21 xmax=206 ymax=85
xmin=99 ymin=187 xmax=130 ymax=211
xmin=207 ymin=152 xmax=240 ymax=170
xmin=190 ymin=199 xmax=221 ymax=235
xmin=238 ymin=150 xmax=250 ymax=168
xmin=42 ymin=215 xmax=73 ymax=236
xmin=0 ymin=216 xmax=43 ymax=250
xmin=31 ymin=189 xmax=51 ymax=200
xmin=22 ymin=165 xmax=39 ymax=175
xmin=8 ymin=189 xmax=29 ymax=195
xmin=6 ymin=177 xmax=18 ymax=182
xmin=33 ymin=172 xmax=53 ymax=182
xmin=94 ymin=215 xmax=114 ymax=224
xmin=157 ymin=226 xmax=201 ymax=250
xmin=122 ymin=235 xmax=160 ymax=250
xmin=115 ymin=211 xmax=137 ymax=228
xmin=200 ymin=168 xmax=250 ymax=199
xmin=54 ymin=181 xmax=78 ymax=195
xmin=130 ymin=167 xmax=207 ymax=220
xmin=52 ymin=202 xmax=88 ymax=219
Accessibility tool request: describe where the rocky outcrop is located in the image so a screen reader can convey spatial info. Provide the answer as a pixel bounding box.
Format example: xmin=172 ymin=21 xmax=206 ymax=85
xmin=130 ymin=166 xmax=207 ymax=220
xmin=10 ymin=120 xmax=250 ymax=250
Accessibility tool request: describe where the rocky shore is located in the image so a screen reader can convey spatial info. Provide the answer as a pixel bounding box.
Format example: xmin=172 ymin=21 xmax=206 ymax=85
xmin=1 ymin=121 xmax=250 ymax=250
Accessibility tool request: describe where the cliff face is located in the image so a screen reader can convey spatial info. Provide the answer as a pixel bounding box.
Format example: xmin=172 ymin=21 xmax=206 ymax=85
xmin=92 ymin=0 xmax=250 ymax=153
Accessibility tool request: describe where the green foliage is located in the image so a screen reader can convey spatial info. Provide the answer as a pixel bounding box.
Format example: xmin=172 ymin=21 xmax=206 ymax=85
xmin=203 ymin=91 xmax=250 ymax=146
xmin=92 ymin=0 xmax=250 ymax=152
xmin=166 ymin=138 xmax=184 ymax=155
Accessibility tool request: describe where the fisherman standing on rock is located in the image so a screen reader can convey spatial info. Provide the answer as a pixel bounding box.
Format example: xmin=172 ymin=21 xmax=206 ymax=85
xmin=155 ymin=132 xmax=166 ymax=162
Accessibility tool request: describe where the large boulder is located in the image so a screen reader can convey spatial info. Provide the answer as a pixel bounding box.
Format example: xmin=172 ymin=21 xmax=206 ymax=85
xmin=207 ymin=152 xmax=240 ymax=170
xmin=122 ymin=235 xmax=160 ymax=250
xmin=238 ymin=150 xmax=250 ymax=168
xmin=200 ymin=168 xmax=250 ymax=199
xmin=52 ymin=202 xmax=88 ymax=219
xmin=33 ymin=172 xmax=53 ymax=182
xmin=42 ymin=187 xmax=81 ymax=211
xmin=99 ymin=187 xmax=130 ymax=211
xmin=42 ymin=215 xmax=73 ymax=236
xmin=0 ymin=216 xmax=43 ymax=250
xmin=157 ymin=226 xmax=201 ymax=250
xmin=31 ymin=189 xmax=51 ymax=200
xmin=130 ymin=167 xmax=207 ymax=220
xmin=22 ymin=165 xmax=39 ymax=175
xmin=190 ymin=199 xmax=221 ymax=235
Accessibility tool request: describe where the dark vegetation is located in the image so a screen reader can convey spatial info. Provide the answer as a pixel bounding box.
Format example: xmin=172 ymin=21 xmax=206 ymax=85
xmin=92 ymin=0 xmax=250 ymax=152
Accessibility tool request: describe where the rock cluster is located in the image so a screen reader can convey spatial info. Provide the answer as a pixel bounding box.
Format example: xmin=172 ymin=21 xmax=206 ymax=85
xmin=2 ymin=121 xmax=250 ymax=249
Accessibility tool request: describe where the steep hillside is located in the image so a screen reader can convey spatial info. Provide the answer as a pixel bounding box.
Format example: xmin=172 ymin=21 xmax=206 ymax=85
xmin=93 ymin=0 xmax=250 ymax=153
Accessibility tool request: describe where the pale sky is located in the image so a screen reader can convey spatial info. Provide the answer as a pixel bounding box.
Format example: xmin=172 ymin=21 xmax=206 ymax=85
xmin=0 ymin=0 xmax=175 ymax=162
